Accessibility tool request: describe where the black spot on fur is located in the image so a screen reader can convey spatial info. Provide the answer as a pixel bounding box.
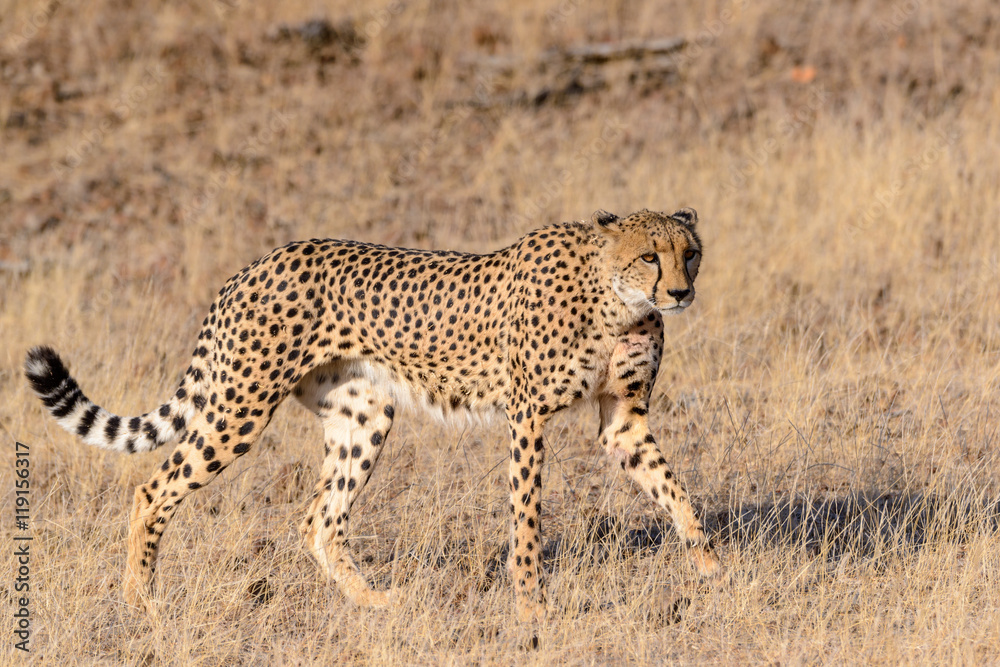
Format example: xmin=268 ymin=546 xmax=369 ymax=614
xmin=76 ymin=405 xmax=100 ymax=437
xmin=105 ymin=415 xmax=121 ymax=440
xmin=51 ymin=388 xmax=82 ymax=418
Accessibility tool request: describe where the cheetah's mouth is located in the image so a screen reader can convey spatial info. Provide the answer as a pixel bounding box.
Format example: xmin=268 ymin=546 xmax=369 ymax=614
xmin=658 ymin=299 xmax=693 ymax=314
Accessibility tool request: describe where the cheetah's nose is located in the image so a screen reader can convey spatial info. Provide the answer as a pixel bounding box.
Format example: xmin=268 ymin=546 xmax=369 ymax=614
xmin=667 ymin=289 xmax=690 ymax=302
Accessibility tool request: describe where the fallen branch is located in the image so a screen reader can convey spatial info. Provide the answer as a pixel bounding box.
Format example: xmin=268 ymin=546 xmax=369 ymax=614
xmin=556 ymin=36 xmax=687 ymax=64
xmin=462 ymin=35 xmax=687 ymax=72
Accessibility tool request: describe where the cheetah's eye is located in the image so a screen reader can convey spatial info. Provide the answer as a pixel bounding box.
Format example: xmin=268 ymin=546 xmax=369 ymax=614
xmin=684 ymin=250 xmax=699 ymax=261
xmin=640 ymin=253 xmax=657 ymax=264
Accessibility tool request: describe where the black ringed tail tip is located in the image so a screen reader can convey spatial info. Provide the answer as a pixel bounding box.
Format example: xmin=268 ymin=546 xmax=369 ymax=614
xmin=25 ymin=346 xmax=72 ymax=398
xmin=24 ymin=344 xmax=195 ymax=454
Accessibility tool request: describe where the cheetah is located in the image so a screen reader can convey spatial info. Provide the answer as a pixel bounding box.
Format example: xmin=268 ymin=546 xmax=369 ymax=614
xmin=25 ymin=208 xmax=721 ymax=621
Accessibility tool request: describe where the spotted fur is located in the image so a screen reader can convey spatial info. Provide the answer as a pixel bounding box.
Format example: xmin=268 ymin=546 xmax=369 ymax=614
xmin=25 ymin=208 xmax=721 ymax=621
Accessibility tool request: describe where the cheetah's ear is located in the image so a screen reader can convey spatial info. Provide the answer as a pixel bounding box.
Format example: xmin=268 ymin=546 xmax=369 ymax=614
xmin=591 ymin=210 xmax=620 ymax=231
xmin=670 ymin=208 xmax=698 ymax=228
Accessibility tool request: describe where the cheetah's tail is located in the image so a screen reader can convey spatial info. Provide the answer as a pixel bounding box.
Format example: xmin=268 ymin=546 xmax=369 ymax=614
xmin=24 ymin=346 xmax=196 ymax=454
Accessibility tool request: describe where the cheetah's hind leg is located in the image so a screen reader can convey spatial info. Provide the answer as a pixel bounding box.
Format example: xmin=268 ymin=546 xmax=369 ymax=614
xmin=295 ymin=364 xmax=397 ymax=606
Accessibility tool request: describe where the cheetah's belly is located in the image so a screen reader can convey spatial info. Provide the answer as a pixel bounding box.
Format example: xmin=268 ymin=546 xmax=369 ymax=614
xmin=319 ymin=358 xmax=507 ymax=426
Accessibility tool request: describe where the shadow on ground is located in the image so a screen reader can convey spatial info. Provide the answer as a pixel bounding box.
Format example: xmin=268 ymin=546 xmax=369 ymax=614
xmin=464 ymin=492 xmax=1000 ymax=587
xmin=603 ymin=491 xmax=1000 ymax=563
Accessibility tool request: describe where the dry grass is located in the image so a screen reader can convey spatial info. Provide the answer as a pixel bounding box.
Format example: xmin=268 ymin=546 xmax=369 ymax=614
xmin=2 ymin=0 xmax=1000 ymax=663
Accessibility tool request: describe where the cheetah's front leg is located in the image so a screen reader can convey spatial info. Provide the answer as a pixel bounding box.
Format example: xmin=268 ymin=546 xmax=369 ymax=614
xmin=599 ymin=327 xmax=722 ymax=579
xmin=600 ymin=402 xmax=721 ymax=577
xmin=506 ymin=409 xmax=550 ymax=622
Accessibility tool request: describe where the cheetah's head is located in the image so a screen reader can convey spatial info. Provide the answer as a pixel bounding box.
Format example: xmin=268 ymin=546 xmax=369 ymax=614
xmin=594 ymin=208 xmax=702 ymax=315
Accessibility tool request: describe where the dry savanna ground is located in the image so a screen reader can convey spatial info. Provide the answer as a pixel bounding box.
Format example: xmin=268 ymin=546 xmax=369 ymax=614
xmin=2 ymin=0 xmax=999 ymax=664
